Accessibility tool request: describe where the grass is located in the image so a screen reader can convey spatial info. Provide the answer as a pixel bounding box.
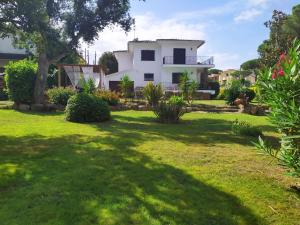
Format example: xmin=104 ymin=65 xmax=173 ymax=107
xmin=0 ymin=109 xmax=299 ymax=225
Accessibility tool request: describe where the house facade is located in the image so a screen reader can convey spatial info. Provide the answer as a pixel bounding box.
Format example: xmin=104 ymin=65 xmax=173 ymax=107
xmin=103 ymin=39 xmax=214 ymax=92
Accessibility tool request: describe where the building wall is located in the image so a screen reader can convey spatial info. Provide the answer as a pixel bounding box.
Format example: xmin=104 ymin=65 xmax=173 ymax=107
xmin=114 ymin=52 xmax=133 ymax=72
xmin=0 ymin=37 xmax=26 ymax=54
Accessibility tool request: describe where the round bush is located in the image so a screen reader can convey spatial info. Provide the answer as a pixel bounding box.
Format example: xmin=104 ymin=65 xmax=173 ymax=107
xmin=242 ymin=88 xmax=256 ymax=102
xmin=65 ymin=93 xmax=111 ymax=123
xmin=47 ymin=87 xmax=76 ymax=106
xmin=5 ymin=60 xmax=37 ymax=104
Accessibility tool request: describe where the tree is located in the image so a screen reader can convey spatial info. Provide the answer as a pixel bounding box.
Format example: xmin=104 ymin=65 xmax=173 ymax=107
xmin=0 ymin=0 xmax=142 ymax=103
xmin=120 ymin=74 xmax=133 ymax=98
xmin=258 ymin=10 xmax=294 ymax=68
xmin=283 ymin=4 xmax=300 ymax=39
xmin=208 ymin=69 xmax=223 ymax=75
xmin=179 ymin=71 xmax=198 ymax=104
xmin=241 ymin=59 xmax=260 ymax=71
xmin=99 ymin=52 xmax=118 ymax=75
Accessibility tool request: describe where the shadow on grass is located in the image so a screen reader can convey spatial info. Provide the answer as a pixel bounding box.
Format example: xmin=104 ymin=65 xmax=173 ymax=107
xmin=0 ymin=131 xmax=264 ymax=224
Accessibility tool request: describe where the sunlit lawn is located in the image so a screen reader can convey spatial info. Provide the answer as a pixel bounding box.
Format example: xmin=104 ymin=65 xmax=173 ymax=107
xmin=0 ymin=109 xmax=299 ymax=225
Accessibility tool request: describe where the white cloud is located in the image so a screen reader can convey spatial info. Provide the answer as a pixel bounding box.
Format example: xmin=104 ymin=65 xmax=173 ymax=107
xmin=247 ymin=0 xmax=268 ymax=7
xmin=234 ymin=8 xmax=262 ymax=23
xmin=81 ymin=13 xmax=206 ymax=63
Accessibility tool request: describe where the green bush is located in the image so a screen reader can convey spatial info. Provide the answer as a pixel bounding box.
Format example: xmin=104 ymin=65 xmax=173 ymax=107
xmin=217 ymin=87 xmax=225 ymax=99
xmin=154 ymin=96 xmax=185 ymax=123
xmin=5 ymin=60 xmax=37 ymax=104
xmin=65 ymin=93 xmax=111 ymax=123
xmin=256 ymin=40 xmax=300 ymax=176
xmin=94 ymin=90 xmax=120 ymax=106
xmin=143 ymin=82 xmax=163 ymax=107
xmin=208 ymin=81 xmax=220 ymax=99
xmin=232 ymin=119 xmax=262 ymax=137
xmin=47 ymin=87 xmax=76 ymax=106
xmin=242 ymin=88 xmax=256 ymax=102
xmin=224 ymin=80 xmax=242 ymax=105
xmin=0 ymin=88 xmax=8 ymax=101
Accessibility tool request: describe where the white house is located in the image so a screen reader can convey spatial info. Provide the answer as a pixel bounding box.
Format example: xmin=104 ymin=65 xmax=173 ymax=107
xmin=103 ymin=39 xmax=214 ymax=92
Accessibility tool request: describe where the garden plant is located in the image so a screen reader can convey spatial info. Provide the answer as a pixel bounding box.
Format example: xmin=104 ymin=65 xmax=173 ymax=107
xmin=256 ymin=39 xmax=300 ymax=176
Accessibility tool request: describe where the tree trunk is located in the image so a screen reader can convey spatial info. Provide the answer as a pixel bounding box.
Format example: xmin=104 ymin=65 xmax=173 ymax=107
xmin=34 ymin=53 xmax=50 ymax=104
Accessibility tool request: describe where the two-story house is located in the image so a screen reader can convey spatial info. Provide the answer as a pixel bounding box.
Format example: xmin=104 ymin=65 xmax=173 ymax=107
xmin=103 ymin=39 xmax=214 ymax=92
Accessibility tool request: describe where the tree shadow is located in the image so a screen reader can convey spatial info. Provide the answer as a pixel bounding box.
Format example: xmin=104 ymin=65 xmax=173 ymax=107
xmin=0 ymin=133 xmax=264 ymax=225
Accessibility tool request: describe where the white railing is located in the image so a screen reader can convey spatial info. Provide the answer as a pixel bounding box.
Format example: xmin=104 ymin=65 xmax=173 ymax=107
xmin=163 ymin=56 xmax=214 ymax=65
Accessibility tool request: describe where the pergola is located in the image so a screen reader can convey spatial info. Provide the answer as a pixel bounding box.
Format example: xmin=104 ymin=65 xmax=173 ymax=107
xmin=56 ymin=64 xmax=103 ymax=88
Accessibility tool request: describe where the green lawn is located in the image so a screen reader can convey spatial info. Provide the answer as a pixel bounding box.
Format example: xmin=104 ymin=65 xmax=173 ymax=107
xmin=193 ymin=99 xmax=227 ymax=106
xmin=0 ymin=110 xmax=299 ymax=225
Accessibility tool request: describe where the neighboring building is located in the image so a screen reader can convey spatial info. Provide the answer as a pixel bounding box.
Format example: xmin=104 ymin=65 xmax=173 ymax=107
xmin=244 ymin=72 xmax=256 ymax=85
xmin=218 ymin=69 xmax=237 ymax=86
xmin=0 ymin=37 xmax=28 ymax=88
xmin=104 ymin=39 xmax=214 ymax=92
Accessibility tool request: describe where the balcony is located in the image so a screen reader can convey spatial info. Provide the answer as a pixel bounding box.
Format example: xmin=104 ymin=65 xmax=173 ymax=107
xmin=163 ymin=56 xmax=214 ymax=67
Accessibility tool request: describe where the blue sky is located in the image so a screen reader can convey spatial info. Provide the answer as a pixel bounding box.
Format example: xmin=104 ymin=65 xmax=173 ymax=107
xmin=86 ymin=0 xmax=299 ymax=69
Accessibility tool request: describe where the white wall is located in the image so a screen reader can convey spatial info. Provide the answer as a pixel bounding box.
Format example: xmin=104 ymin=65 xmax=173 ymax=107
xmin=0 ymin=37 xmax=26 ymax=54
xmin=114 ymin=52 xmax=133 ymax=71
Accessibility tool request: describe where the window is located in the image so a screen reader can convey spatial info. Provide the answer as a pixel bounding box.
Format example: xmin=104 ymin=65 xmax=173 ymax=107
xmin=144 ymin=73 xmax=154 ymax=81
xmin=172 ymin=73 xmax=182 ymax=84
xmin=141 ymin=50 xmax=155 ymax=61
xmin=0 ymin=67 xmax=4 ymax=73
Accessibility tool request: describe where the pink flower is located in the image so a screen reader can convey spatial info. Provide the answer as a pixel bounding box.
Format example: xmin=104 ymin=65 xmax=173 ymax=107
xmin=279 ymin=53 xmax=285 ymax=61
xmin=279 ymin=69 xmax=284 ymax=76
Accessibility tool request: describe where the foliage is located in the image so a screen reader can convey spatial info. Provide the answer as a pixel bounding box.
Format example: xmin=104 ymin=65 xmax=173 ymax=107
xmin=47 ymin=87 xmax=76 ymax=106
xmin=154 ymin=96 xmax=185 ymax=123
xmin=0 ymin=0 xmax=138 ymax=103
xmin=224 ymin=80 xmax=243 ymax=105
xmin=224 ymin=80 xmax=256 ymax=104
xmin=99 ymin=52 xmax=118 ymax=75
xmin=4 ymin=59 xmax=37 ymax=104
xmin=120 ymin=74 xmax=133 ymax=98
xmin=94 ymin=89 xmax=120 ymax=106
xmin=0 ymin=88 xmax=8 ymax=101
xmin=79 ymin=76 xmax=96 ymax=94
xmin=65 ymin=93 xmax=110 ymax=123
xmin=208 ymin=69 xmax=222 ymax=75
xmin=258 ymin=10 xmax=294 ymax=68
xmin=241 ymin=59 xmax=260 ymax=71
xmin=283 ymin=4 xmax=300 ymax=39
xmin=208 ymin=81 xmax=220 ymax=98
xmin=256 ymin=40 xmax=300 ymax=176
xmin=232 ymin=119 xmax=262 ymax=137
xmin=179 ymin=71 xmax=198 ymax=104
xmin=143 ymin=82 xmax=163 ymax=107
xmin=217 ymin=87 xmax=225 ymax=100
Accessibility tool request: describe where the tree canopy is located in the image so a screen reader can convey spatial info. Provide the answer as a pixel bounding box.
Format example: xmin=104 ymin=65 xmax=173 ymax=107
xmin=240 ymin=59 xmax=260 ymax=71
xmin=0 ymin=0 xmax=141 ymax=103
xmin=99 ymin=52 xmax=118 ymax=75
xmin=283 ymin=4 xmax=300 ymax=39
xmin=208 ymin=69 xmax=223 ymax=75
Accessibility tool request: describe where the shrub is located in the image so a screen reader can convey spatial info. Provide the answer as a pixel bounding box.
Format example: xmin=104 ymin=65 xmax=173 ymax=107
xmin=65 ymin=93 xmax=111 ymax=123
xmin=47 ymin=87 xmax=76 ymax=106
xmin=242 ymin=88 xmax=256 ymax=102
xmin=179 ymin=71 xmax=198 ymax=104
xmin=143 ymin=82 xmax=163 ymax=107
xmin=5 ymin=59 xmax=37 ymax=104
xmin=120 ymin=74 xmax=133 ymax=98
xmin=94 ymin=89 xmax=120 ymax=106
xmin=208 ymin=81 xmax=220 ymax=99
xmin=256 ymin=40 xmax=300 ymax=176
xmin=224 ymin=80 xmax=242 ymax=105
xmin=231 ymin=119 xmax=262 ymax=137
xmin=0 ymin=88 xmax=8 ymax=101
xmin=217 ymin=87 xmax=225 ymax=99
xmin=79 ymin=76 xmax=96 ymax=94
xmin=154 ymin=96 xmax=185 ymax=123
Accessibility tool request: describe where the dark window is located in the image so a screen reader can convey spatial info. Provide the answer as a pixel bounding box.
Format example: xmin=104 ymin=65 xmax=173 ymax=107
xmin=172 ymin=73 xmax=182 ymax=84
xmin=144 ymin=73 xmax=154 ymax=81
xmin=141 ymin=50 xmax=155 ymax=61
xmin=0 ymin=67 xmax=4 ymax=73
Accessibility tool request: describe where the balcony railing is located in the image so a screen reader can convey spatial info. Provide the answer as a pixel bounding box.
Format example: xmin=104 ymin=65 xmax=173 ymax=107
xmin=163 ymin=56 xmax=214 ymax=65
